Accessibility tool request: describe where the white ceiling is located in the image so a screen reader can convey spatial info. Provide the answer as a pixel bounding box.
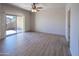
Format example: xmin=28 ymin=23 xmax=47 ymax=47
xmin=10 ymin=3 xmax=66 ymax=11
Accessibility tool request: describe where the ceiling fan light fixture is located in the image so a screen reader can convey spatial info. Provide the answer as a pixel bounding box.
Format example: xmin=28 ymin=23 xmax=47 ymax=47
xmin=32 ymin=9 xmax=37 ymax=12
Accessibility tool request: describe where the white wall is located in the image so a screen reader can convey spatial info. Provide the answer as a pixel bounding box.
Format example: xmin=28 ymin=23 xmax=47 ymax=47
xmin=35 ymin=7 xmax=65 ymax=35
xmin=69 ymin=4 xmax=79 ymax=56
xmin=0 ymin=4 xmax=6 ymax=39
xmin=0 ymin=4 xmax=1 ymax=39
xmin=0 ymin=4 xmax=2 ymax=39
xmin=30 ymin=13 xmax=36 ymax=31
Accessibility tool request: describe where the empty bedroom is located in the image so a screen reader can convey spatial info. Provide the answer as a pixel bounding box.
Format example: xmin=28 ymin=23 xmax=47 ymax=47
xmin=0 ymin=3 xmax=79 ymax=56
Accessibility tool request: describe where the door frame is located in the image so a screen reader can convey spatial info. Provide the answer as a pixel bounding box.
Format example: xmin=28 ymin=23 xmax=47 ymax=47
xmin=67 ymin=8 xmax=71 ymax=47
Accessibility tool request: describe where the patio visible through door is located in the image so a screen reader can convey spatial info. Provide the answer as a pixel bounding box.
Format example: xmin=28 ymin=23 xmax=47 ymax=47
xmin=6 ymin=15 xmax=25 ymax=36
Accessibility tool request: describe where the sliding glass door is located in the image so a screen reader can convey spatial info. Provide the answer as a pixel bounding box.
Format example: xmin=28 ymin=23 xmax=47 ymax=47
xmin=16 ymin=16 xmax=25 ymax=33
xmin=6 ymin=15 xmax=17 ymax=36
xmin=5 ymin=14 xmax=25 ymax=36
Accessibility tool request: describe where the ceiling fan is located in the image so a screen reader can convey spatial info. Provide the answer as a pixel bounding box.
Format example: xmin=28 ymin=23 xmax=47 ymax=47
xmin=32 ymin=3 xmax=43 ymax=12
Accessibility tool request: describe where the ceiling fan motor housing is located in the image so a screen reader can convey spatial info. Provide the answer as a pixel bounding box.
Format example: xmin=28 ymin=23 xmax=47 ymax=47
xmin=32 ymin=3 xmax=36 ymax=9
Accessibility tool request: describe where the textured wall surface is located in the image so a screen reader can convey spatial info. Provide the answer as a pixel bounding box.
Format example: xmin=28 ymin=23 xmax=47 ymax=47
xmin=35 ymin=7 xmax=65 ymax=36
xmin=70 ymin=4 xmax=79 ymax=56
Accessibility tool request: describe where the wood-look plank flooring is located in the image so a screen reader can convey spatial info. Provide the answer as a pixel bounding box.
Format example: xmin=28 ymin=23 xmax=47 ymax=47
xmin=0 ymin=32 xmax=70 ymax=56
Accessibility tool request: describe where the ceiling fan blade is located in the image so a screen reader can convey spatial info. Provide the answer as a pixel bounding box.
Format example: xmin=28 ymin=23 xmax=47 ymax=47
xmin=37 ymin=9 xmax=40 ymax=12
xmin=37 ymin=7 xmax=43 ymax=9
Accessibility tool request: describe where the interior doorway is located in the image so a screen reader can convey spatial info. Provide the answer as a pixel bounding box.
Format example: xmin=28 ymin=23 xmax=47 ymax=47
xmin=6 ymin=14 xmax=25 ymax=36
